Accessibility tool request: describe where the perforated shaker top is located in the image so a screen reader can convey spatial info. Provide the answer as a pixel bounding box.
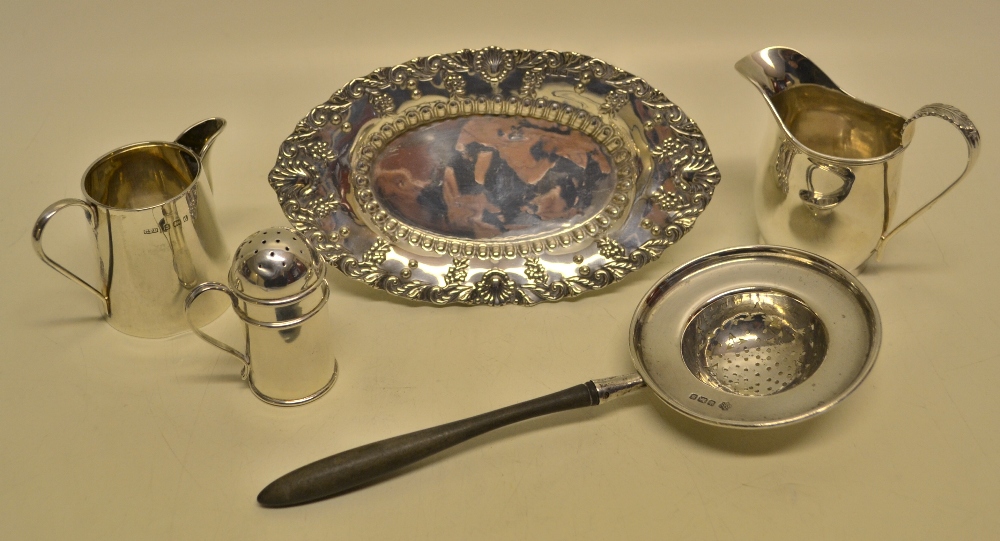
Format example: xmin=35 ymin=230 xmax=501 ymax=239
xmin=230 ymin=227 xmax=325 ymax=300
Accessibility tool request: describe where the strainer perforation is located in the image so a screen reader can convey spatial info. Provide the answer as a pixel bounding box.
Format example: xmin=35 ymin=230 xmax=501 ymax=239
xmin=682 ymin=289 xmax=828 ymax=397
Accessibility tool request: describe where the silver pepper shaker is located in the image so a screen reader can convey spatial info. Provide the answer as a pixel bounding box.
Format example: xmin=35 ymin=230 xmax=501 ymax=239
xmin=185 ymin=227 xmax=337 ymax=405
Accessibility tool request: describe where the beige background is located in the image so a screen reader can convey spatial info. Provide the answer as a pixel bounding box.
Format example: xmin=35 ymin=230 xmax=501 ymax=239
xmin=2 ymin=1 xmax=998 ymax=539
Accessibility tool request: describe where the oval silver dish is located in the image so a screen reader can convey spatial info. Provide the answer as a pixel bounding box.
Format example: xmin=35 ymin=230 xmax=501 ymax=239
xmin=269 ymin=47 xmax=721 ymax=305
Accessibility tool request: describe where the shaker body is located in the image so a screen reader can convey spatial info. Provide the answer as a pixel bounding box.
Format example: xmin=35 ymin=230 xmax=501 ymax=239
xmin=244 ymin=288 xmax=337 ymax=405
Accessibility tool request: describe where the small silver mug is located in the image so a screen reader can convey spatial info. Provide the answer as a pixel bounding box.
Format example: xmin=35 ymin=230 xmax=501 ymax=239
xmin=185 ymin=228 xmax=338 ymax=406
xmin=33 ymin=119 xmax=231 ymax=338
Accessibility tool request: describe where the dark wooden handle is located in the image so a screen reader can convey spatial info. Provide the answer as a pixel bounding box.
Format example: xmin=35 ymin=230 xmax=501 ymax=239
xmin=258 ymin=382 xmax=600 ymax=507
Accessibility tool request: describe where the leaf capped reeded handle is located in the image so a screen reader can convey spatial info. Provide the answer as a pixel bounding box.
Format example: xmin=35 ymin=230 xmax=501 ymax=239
xmin=877 ymin=103 xmax=980 ymax=257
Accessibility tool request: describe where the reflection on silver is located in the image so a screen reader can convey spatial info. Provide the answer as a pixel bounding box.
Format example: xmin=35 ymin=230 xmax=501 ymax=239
xmin=269 ymin=46 xmax=721 ymax=305
xmin=253 ymin=246 xmax=882 ymax=506
xmin=681 ymin=289 xmax=827 ymax=397
xmin=32 ymin=119 xmax=230 ymax=338
xmin=737 ymin=46 xmax=980 ymax=271
xmin=185 ymin=228 xmax=337 ymax=406
xmin=630 ymin=245 xmax=880 ymax=427
xmin=591 ymin=373 xmax=646 ymax=404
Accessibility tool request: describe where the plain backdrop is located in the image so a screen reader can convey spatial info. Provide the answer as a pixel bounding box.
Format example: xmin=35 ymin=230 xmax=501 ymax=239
xmin=2 ymin=1 xmax=998 ymax=539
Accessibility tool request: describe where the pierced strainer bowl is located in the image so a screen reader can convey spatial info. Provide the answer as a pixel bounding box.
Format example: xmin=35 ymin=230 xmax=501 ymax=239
xmin=632 ymin=245 xmax=881 ymax=428
xmin=682 ymin=289 xmax=828 ymax=397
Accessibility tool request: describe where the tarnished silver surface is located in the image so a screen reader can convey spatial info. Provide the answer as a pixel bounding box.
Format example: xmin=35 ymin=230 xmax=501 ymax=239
xmin=630 ymin=246 xmax=881 ymax=427
xmin=269 ymin=46 xmax=720 ymax=305
xmin=32 ymin=119 xmax=230 ymax=338
xmin=737 ymin=47 xmax=980 ymax=271
xmin=185 ymin=228 xmax=338 ymax=406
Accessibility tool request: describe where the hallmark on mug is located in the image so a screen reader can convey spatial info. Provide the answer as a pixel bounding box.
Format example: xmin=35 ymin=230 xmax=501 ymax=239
xmin=144 ymin=215 xmax=189 ymax=234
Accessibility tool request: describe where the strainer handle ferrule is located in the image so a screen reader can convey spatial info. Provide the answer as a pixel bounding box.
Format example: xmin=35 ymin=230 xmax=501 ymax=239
xmin=591 ymin=373 xmax=647 ymax=404
xmin=185 ymin=282 xmax=251 ymax=375
xmin=32 ymin=198 xmax=107 ymax=311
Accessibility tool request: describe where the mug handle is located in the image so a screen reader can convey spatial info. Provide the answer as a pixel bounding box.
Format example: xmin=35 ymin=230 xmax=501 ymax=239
xmin=876 ymin=103 xmax=981 ymax=259
xmin=32 ymin=199 xmax=108 ymax=310
xmin=185 ymin=282 xmax=251 ymax=379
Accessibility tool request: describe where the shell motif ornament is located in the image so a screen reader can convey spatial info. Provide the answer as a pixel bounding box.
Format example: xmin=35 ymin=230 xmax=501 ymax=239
xmin=268 ymin=47 xmax=720 ymax=305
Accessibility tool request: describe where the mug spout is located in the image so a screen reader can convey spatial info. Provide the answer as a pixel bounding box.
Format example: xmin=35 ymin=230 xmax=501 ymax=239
xmin=735 ymin=46 xmax=842 ymax=101
xmin=175 ymin=118 xmax=226 ymax=161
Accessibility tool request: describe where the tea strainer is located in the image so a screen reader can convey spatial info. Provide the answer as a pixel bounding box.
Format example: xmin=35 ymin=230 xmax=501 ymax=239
xmin=259 ymin=246 xmax=881 ymax=506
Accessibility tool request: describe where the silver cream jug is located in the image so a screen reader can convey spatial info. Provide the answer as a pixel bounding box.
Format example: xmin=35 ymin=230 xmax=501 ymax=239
xmin=33 ymin=119 xmax=231 ymax=337
xmin=736 ymin=47 xmax=980 ymax=271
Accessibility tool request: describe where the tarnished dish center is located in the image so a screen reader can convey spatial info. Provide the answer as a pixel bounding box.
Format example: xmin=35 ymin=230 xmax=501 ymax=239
xmin=268 ymin=47 xmax=722 ymax=305
xmin=372 ymin=116 xmax=616 ymax=241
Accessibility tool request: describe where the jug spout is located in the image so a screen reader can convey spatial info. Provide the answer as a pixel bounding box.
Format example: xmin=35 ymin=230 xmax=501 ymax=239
xmin=735 ymin=47 xmax=842 ymax=104
xmin=175 ymin=118 xmax=226 ymax=161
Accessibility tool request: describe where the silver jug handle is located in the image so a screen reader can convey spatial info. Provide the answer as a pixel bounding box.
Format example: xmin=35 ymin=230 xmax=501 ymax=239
xmin=877 ymin=103 xmax=980 ymax=258
xmin=185 ymin=282 xmax=252 ymax=379
xmin=32 ymin=198 xmax=108 ymax=311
